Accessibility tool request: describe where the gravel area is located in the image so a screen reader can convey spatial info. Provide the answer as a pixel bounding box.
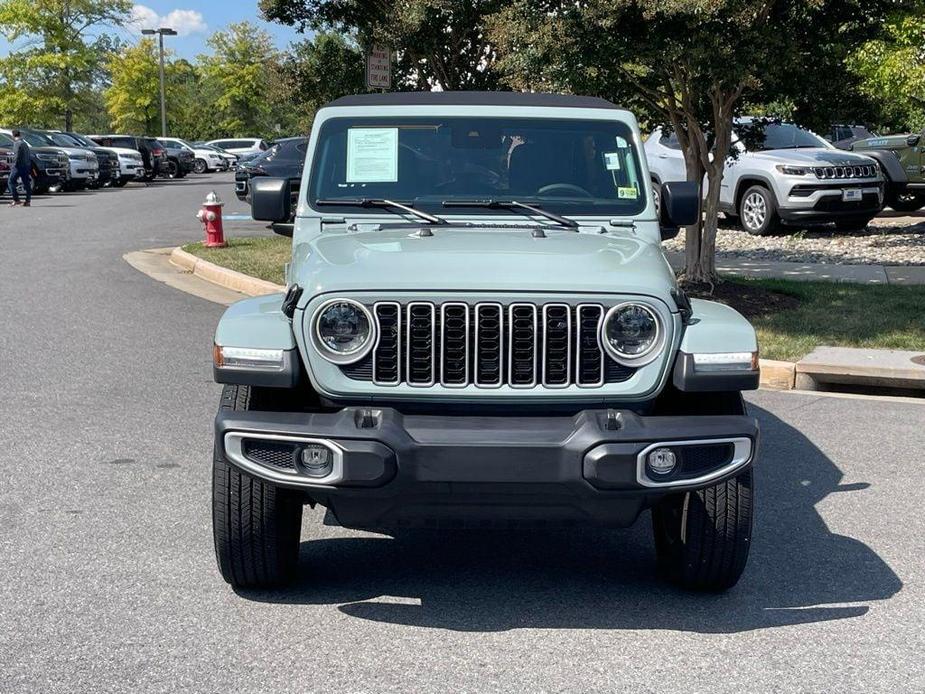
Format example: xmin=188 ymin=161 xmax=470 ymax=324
xmin=664 ymin=213 xmax=925 ymax=265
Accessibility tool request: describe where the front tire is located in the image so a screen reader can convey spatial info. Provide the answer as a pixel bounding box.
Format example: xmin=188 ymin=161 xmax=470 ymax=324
xmin=213 ymin=385 xmax=303 ymax=589
xmin=193 ymin=158 xmax=208 ymax=174
xmin=162 ymin=160 xmax=179 ymax=179
xmin=652 ymin=468 xmax=754 ymax=591
xmin=886 ymin=190 xmax=924 ymax=213
xmin=738 ymin=185 xmax=780 ymax=235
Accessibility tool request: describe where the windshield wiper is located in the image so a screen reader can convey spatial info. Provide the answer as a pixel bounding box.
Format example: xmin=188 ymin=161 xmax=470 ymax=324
xmin=442 ymin=199 xmax=579 ymax=229
xmin=315 ymin=198 xmax=447 ymax=225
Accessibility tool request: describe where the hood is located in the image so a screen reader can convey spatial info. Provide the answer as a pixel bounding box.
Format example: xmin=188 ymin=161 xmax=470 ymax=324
xmin=750 ymin=148 xmax=876 ymax=165
xmin=293 ymin=227 xmax=677 ymax=302
xmin=101 ymin=146 xmax=142 ymax=158
xmin=53 ymin=146 xmax=97 ymax=159
xmin=853 ymin=134 xmax=914 ymax=151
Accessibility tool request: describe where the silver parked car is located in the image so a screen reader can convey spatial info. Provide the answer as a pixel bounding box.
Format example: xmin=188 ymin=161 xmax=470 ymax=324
xmin=645 ymin=119 xmax=885 ymax=234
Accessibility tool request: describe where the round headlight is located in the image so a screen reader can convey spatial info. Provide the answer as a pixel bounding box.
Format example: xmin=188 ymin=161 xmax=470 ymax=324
xmin=602 ymin=303 xmax=661 ymax=363
xmin=312 ymin=299 xmax=375 ymax=364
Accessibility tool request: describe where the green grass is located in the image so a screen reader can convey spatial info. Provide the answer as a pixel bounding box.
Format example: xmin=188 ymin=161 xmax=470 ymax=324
xmin=183 ymin=236 xmax=291 ymax=285
xmin=183 ymin=237 xmax=925 ymax=362
xmin=733 ymin=278 xmax=925 ymax=362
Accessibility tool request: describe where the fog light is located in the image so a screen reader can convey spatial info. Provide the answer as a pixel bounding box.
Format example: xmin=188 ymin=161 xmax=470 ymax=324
xmin=301 ymin=444 xmax=334 ymax=477
xmin=647 ymin=447 xmax=677 ymax=476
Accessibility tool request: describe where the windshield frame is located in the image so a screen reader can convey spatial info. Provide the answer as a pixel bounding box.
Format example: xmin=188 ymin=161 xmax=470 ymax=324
xmin=304 ymin=114 xmax=650 ymax=219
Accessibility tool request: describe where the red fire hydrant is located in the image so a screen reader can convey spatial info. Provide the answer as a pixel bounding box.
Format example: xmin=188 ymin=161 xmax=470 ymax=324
xmin=197 ymin=191 xmax=226 ymax=247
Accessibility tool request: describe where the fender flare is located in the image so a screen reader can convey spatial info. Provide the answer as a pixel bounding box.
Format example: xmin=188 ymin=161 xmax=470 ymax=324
xmin=732 ymin=172 xmax=777 ymax=211
xmin=860 ymin=150 xmax=908 ymax=189
xmin=213 ymin=293 xmax=302 ymax=388
xmin=672 ymin=299 xmax=759 ymax=392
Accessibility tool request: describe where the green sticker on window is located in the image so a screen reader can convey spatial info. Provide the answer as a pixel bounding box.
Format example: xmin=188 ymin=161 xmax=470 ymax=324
xmin=618 ymin=186 xmax=638 ymax=199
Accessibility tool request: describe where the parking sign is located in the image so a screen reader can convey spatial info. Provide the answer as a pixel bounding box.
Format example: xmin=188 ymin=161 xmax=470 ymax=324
xmin=366 ymin=45 xmax=392 ymax=90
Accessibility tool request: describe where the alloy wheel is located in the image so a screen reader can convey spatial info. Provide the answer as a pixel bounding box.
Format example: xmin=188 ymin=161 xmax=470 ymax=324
xmin=742 ymin=191 xmax=767 ymax=231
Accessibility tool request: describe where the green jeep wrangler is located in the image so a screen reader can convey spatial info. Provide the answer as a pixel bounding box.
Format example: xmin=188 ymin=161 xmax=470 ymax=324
xmin=210 ymin=92 xmax=761 ymax=593
xmin=852 ymin=128 xmax=925 ymax=212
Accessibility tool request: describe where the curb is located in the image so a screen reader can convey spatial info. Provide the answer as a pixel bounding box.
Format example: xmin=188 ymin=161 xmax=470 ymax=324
xmin=169 ymin=246 xmax=286 ymax=296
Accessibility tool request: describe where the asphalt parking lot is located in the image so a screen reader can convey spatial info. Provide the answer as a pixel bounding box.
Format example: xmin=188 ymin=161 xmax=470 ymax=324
xmin=1 ymin=175 xmax=923 ymax=693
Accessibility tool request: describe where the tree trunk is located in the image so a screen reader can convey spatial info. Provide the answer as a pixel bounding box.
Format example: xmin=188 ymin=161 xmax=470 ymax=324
xmin=681 ymin=134 xmax=706 ymax=281
xmin=693 ymin=170 xmax=723 ymax=282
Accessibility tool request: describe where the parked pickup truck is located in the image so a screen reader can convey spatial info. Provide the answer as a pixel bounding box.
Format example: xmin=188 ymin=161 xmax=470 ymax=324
xmin=852 ymin=129 xmax=925 ymax=212
xmin=210 ymin=92 xmax=761 ymax=593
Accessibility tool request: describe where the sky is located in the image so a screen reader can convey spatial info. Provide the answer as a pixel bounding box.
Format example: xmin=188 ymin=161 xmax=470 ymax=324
xmin=0 ymin=1 xmax=308 ymax=60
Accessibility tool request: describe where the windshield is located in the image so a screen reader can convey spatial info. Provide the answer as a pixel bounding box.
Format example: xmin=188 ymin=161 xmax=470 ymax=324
xmin=0 ymin=133 xmax=13 ymax=146
xmin=67 ymin=133 xmax=94 ymax=147
xmin=735 ymin=122 xmax=829 ymax=151
xmin=49 ymin=133 xmax=82 ymax=148
xmin=308 ymin=116 xmax=647 ymax=216
xmin=22 ymin=131 xmax=52 ymax=147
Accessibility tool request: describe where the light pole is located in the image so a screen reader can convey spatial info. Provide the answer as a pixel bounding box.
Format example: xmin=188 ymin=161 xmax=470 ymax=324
xmin=141 ymin=27 xmax=178 ymax=138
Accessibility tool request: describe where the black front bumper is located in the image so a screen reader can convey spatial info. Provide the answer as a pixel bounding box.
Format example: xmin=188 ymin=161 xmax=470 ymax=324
xmin=216 ymin=407 xmax=758 ymax=529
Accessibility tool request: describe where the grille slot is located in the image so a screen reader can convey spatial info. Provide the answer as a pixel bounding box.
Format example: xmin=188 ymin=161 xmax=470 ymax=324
xmin=373 ymin=302 xmax=401 ymax=385
xmin=406 ymin=302 xmax=436 ymax=386
xmin=542 ymin=303 xmax=571 ymax=387
xmin=440 ymin=303 xmax=469 ymax=386
xmin=341 ymin=301 xmax=640 ymax=388
xmin=576 ymin=304 xmax=604 ymax=386
xmin=508 ymin=304 xmax=538 ymax=387
xmin=475 ymin=303 xmax=504 ymax=386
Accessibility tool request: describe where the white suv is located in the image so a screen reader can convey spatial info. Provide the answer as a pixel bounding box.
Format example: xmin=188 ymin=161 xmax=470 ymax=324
xmin=205 ymin=137 xmax=268 ymax=163
xmin=645 ymin=119 xmax=885 ymax=234
xmin=160 ymin=137 xmax=230 ymax=173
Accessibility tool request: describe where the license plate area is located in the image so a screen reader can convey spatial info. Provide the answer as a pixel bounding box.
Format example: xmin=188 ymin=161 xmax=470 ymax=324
xmin=842 ymin=189 xmax=863 ymax=202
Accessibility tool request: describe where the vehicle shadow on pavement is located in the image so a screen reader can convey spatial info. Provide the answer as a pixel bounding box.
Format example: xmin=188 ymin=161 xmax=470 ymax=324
xmin=240 ymin=405 xmax=902 ymax=633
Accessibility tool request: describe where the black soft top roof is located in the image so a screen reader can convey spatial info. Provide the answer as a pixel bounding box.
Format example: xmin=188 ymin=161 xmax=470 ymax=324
xmin=325 ymin=91 xmax=622 ymax=110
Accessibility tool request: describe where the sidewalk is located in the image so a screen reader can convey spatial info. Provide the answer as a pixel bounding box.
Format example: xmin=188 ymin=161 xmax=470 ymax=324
xmin=665 ymin=252 xmax=925 ymax=285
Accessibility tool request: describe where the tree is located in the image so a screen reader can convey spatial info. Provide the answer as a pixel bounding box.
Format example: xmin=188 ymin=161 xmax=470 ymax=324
xmin=277 ymin=32 xmax=366 ymax=132
xmin=259 ymin=0 xmax=506 ymax=90
xmin=104 ymin=38 xmax=162 ymax=134
xmin=198 ymin=22 xmax=279 ymax=137
xmin=848 ymin=6 xmax=925 ymax=132
xmin=0 ymin=0 xmax=131 ymax=130
xmin=490 ymin=0 xmax=915 ymax=284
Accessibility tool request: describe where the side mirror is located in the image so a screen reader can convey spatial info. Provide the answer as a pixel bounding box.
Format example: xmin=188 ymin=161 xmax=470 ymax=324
xmin=659 ymin=180 xmax=699 ymax=240
xmin=906 ymin=134 xmax=921 ymax=147
xmin=251 ymin=177 xmax=291 ymax=222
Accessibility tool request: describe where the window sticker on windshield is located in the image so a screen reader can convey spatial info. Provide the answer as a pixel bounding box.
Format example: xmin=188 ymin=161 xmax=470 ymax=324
xmin=618 ymin=186 xmax=638 ymax=199
xmin=346 ymin=127 xmax=398 ymax=182
xmin=603 ymin=152 xmax=622 ymax=170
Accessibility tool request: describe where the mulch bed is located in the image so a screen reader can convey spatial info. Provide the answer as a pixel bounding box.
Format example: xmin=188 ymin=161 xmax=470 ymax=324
xmin=681 ymin=279 xmax=801 ymax=319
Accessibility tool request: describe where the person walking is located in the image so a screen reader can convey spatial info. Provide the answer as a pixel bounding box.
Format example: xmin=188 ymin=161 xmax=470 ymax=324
xmin=8 ymin=129 xmax=32 ymax=207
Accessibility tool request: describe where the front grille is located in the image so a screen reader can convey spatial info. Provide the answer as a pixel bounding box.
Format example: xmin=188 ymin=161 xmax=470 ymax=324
xmin=813 ymin=164 xmax=876 ymax=179
xmin=350 ymin=301 xmax=638 ymax=389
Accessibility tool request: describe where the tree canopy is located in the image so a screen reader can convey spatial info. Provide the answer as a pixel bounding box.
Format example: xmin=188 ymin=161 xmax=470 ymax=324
xmin=488 ymin=0 xmax=917 ymax=282
xmin=259 ymin=0 xmax=505 ymax=90
xmin=0 ymin=0 xmax=131 ymax=130
xmin=848 ymin=6 xmax=925 ymax=132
